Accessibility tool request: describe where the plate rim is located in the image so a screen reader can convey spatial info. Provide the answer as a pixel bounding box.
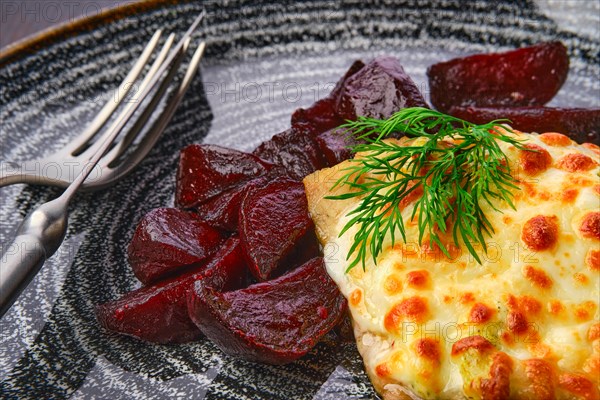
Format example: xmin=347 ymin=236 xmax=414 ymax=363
xmin=0 ymin=0 xmax=191 ymax=68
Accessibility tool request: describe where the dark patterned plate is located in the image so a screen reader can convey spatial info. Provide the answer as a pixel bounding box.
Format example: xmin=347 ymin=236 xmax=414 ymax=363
xmin=1 ymin=1 xmax=598 ymax=399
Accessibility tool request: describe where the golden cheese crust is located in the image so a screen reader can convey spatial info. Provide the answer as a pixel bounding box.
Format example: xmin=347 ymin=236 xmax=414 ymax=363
xmin=303 ymin=130 xmax=600 ymax=400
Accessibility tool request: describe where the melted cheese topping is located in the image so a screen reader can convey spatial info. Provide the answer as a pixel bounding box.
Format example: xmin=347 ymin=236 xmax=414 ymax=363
xmin=304 ymin=130 xmax=600 ymax=400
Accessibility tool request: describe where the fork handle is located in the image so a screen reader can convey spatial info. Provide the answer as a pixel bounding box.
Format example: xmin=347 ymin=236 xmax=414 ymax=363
xmin=0 ymin=234 xmax=47 ymax=317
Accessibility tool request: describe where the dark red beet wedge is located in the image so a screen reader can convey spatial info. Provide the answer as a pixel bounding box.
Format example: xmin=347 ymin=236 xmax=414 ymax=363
xmin=195 ymin=184 xmax=250 ymax=232
xmin=97 ymin=237 xmax=247 ymax=344
xmin=252 ymin=128 xmax=327 ymax=180
xmin=187 ymin=257 xmax=347 ymax=364
xmin=316 ymin=128 xmax=363 ymax=166
xmin=448 ymin=106 xmax=600 ymax=145
xmin=255 ymin=57 xmax=428 ymax=177
xmin=336 ymin=56 xmax=428 ymax=122
xmin=176 ymin=144 xmax=274 ymax=208
xmin=128 ymin=208 xmax=226 ymax=285
xmin=428 ymin=42 xmax=569 ymax=113
xmin=239 ymin=177 xmax=318 ymax=281
xmin=291 ymin=60 xmax=366 ymax=136
xmin=195 ymin=176 xmax=278 ymax=232
xmin=277 ymin=224 xmax=321 ymax=274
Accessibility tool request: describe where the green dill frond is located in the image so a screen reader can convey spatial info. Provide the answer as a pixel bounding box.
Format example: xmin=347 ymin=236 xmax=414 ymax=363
xmin=326 ymin=107 xmax=526 ymax=271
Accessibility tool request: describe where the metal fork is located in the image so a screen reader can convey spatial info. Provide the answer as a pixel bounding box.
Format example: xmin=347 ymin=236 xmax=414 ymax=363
xmin=0 ymin=12 xmax=206 ymax=317
xmin=0 ymin=19 xmax=203 ymax=190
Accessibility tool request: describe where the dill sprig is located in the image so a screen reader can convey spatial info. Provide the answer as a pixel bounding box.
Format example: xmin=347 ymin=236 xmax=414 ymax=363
xmin=327 ymin=107 xmax=526 ymax=271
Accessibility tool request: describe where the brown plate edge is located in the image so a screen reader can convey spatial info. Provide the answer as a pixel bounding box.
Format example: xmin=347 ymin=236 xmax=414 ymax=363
xmin=0 ymin=0 xmax=191 ymax=68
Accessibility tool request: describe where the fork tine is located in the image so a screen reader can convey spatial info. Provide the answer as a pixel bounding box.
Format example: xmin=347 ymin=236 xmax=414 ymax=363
xmin=59 ymin=29 xmax=163 ymax=156
xmin=0 ymin=13 xmax=206 ymax=191
xmin=100 ymin=36 xmax=189 ymax=165
xmin=91 ymin=41 xmax=206 ymax=189
xmin=77 ymin=33 xmax=179 ymax=162
xmin=61 ymin=11 xmax=206 ymax=197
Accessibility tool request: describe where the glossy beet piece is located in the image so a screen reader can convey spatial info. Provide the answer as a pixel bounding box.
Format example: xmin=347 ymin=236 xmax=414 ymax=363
xmin=176 ymin=144 xmax=274 ymax=208
xmin=428 ymin=42 xmax=569 ymax=113
xmin=253 ymin=128 xmax=327 ymax=180
xmin=187 ymin=257 xmax=347 ymax=364
xmin=97 ymin=237 xmax=247 ymax=344
xmin=195 ymin=177 xmax=275 ymax=232
xmin=128 ymin=208 xmax=226 ymax=285
xmin=239 ymin=177 xmax=318 ymax=281
xmin=291 ymin=60 xmax=366 ymax=136
xmin=195 ymin=184 xmax=249 ymax=232
xmin=448 ymin=106 xmax=600 ymax=145
xmin=316 ymin=128 xmax=363 ymax=166
xmin=336 ymin=56 xmax=428 ymax=122
xmin=277 ymin=225 xmax=321 ymax=275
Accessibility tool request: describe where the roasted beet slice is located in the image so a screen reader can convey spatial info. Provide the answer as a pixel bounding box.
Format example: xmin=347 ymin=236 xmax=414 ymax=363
xmin=315 ymin=128 xmax=363 ymax=166
xmin=176 ymin=144 xmax=274 ymax=208
xmin=195 ymin=177 xmax=274 ymax=232
xmin=278 ymin=225 xmax=321 ymax=274
xmin=239 ymin=177 xmax=318 ymax=281
xmin=290 ymin=99 xmax=342 ymax=138
xmin=336 ymin=56 xmax=428 ymax=122
xmin=448 ymin=106 xmax=600 ymax=145
xmin=195 ymin=184 xmax=249 ymax=232
xmin=428 ymin=42 xmax=569 ymax=113
xmin=253 ymin=128 xmax=327 ymax=180
xmin=97 ymin=237 xmax=247 ymax=344
xmin=187 ymin=257 xmax=347 ymax=364
xmin=128 ymin=208 xmax=226 ymax=285
xmin=255 ymin=57 xmax=426 ymax=178
xmin=291 ymin=60 xmax=366 ymax=136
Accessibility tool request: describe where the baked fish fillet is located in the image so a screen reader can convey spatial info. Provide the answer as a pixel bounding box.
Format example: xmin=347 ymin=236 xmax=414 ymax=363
xmin=303 ymin=130 xmax=600 ymax=400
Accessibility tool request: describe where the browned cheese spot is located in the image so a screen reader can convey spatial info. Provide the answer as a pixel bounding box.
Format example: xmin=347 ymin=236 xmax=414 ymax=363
xmin=523 ymin=265 xmax=553 ymax=289
xmin=383 ymin=275 xmax=403 ymax=295
xmin=349 ymin=289 xmax=362 ymax=306
xmin=521 ymin=215 xmax=559 ymax=251
xmin=539 ymin=132 xmax=571 ymax=146
xmin=469 ymin=303 xmax=496 ymax=324
xmin=582 ymin=142 xmax=600 ymax=156
xmin=384 ymin=296 xmax=430 ymax=332
xmin=523 ymin=359 xmax=555 ymax=400
xmin=375 ymin=362 xmax=391 ymax=378
xmin=519 ymin=143 xmax=552 ymax=176
xmin=405 ymin=270 xmax=430 ymax=289
xmin=415 ymin=338 xmax=441 ymax=364
xmin=586 ymin=250 xmax=600 ymax=271
xmin=451 ymin=335 xmax=495 ymax=356
xmin=556 ymin=153 xmax=597 ymax=173
xmin=558 ymin=373 xmax=600 ymax=400
xmin=480 ymin=352 xmax=513 ymax=400
xmin=580 ymin=212 xmax=600 ymax=240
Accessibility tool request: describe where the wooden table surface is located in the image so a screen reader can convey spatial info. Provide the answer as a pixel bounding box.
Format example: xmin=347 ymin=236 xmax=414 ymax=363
xmin=0 ymin=0 xmax=138 ymax=50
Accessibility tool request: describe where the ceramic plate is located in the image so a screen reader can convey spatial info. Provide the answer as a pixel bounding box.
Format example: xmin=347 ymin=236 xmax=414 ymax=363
xmin=1 ymin=1 xmax=598 ymax=398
